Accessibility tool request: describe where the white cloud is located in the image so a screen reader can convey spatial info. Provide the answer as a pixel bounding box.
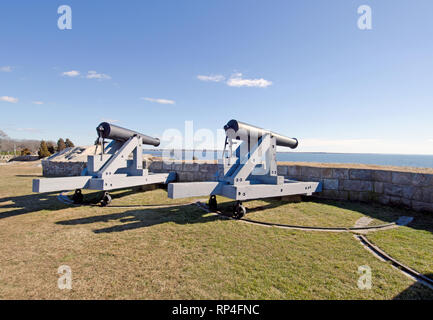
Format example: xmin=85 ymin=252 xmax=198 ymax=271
xmin=86 ymin=70 xmax=111 ymax=80
xmin=141 ymin=97 xmax=175 ymax=105
xmin=32 ymin=101 xmax=44 ymax=105
xmin=0 ymin=66 xmax=12 ymax=72
xmin=226 ymin=73 xmax=272 ymax=88
xmin=197 ymin=74 xmax=225 ymax=82
xmin=62 ymin=70 xmax=80 ymax=77
xmin=0 ymin=96 xmax=18 ymax=103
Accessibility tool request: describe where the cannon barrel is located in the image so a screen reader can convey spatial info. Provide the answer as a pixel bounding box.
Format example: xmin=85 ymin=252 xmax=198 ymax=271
xmin=97 ymin=122 xmax=160 ymax=146
xmin=224 ymin=119 xmax=298 ymax=149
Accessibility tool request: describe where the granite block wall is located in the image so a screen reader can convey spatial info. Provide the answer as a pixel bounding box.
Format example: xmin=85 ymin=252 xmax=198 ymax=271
xmin=42 ymin=158 xmax=433 ymax=213
xmin=149 ymin=160 xmax=433 ymax=213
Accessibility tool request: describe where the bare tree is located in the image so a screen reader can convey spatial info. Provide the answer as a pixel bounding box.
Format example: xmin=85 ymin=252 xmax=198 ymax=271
xmin=0 ymin=129 xmax=9 ymax=139
xmin=0 ymin=128 xmax=59 ymax=154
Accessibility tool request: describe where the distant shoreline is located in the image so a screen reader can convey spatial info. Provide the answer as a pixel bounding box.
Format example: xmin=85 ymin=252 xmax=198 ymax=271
xmin=142 ymin=149 xmax=433 ymax=169
xmin=143 ymin=149 xmax=433 ymax=157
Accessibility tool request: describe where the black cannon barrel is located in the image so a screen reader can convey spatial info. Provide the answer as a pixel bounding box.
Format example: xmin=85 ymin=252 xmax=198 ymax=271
xmin=96 ymin=122 xmax=160 ymax=146
xmin=224 ymin=119 xmax=298 ymax=149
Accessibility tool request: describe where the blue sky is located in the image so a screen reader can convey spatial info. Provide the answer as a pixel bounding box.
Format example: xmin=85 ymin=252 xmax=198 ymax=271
xmin=1 ymin=0 xmax=433 ymax=154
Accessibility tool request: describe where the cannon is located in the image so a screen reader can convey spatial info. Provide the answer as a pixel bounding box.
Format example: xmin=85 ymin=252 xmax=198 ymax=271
xmin=168 ymin=119 xmax=321 ymax=218
xmin=223 ymin=120 xmax=298 ymax=149
xmin=96 ymin=122 xmax=160 ymax=145
xmin=32 ymin=122 xmax=176 ymax=206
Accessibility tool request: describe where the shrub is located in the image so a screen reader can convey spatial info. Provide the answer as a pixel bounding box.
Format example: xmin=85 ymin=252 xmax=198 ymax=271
xmin=20 ymin=148 xmax=32 ymax=156
xmin=38 ymin=141 xmax=51 ymax=158
xmin=47 ymin=142 xmax=55 ymax=155
xmin=65 ymin=138 xmax=75 ymax=148
xmin=57 ymin=138 xmax=66 ymax=152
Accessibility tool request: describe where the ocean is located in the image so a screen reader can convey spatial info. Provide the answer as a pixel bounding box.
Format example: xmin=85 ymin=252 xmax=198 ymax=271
xmin=143 ymin=150 xmax=433 ymax=169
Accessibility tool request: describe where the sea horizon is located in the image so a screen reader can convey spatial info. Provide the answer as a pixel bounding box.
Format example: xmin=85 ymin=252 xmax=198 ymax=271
xmin=142 ymin=149 xmax=433 ymax=169
xmin=143 ymin=149 xmax=433 ymax=157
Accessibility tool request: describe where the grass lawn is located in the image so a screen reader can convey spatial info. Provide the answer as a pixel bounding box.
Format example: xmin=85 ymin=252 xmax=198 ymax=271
xmin=0 ymin=161 xmax=432 ymax=299
xmin=367 ymin=217 xmax=433 ymax=276
xmin=217 ymin=198 xmax=406 ymax=228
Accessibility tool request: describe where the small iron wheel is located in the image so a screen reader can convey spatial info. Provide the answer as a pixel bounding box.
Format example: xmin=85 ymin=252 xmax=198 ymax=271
xmin=72 ymin=189 xmax=84 ymax=204
xmin=100 ymin=192 xmax=112 ymax=207
xmin=208 ymin=195 xmax=217 ymax=211
xmin=232 ymin=201 xmax=246 ymax=219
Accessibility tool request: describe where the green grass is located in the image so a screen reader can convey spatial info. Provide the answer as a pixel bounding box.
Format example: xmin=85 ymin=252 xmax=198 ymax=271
xmin=216 ymin=198 xmax=418 ymax=228
xmin=367 ymin=214 xmax=433 ymax=276
xmin=0 ymin=162 xmax=432 ymax=299
xmin=75 ymin=187 xmax=199 ymax=207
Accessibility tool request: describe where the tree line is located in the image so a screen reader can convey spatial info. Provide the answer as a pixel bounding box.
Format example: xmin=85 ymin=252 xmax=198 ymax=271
xmin=38 ymin=138 xmax=75 ymax=158
xmin=0 ymin=129 xmax=75 ymax=158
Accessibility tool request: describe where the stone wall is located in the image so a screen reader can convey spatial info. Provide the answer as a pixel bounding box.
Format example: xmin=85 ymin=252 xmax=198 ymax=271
xmin=41 ymin=158 xmax=433 ymax=213
xmin=0 ymin=155 xmax=39 ymax=162
xmin=277 ymin=164 xmax=433 ymax=212
xmin=42 ymin=157 xmax=155 ymax=177
xmin=42 ymin=160 xmax=87 ymax=177
xmin=149 ymin=160 xmax=220 ymax=182
xmin=149 ymin=160 xmax=433 ymax=213
xmin=10 ymin=155 xmax=39 ymax=161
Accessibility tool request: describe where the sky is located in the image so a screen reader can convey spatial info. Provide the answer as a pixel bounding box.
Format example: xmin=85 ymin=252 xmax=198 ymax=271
xmin=1 ymin=0 xmax=433 ymax=154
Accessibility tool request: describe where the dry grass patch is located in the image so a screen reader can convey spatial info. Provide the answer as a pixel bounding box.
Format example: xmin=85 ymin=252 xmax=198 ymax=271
xmin=0 ymin=162 xmax=432 ymax=299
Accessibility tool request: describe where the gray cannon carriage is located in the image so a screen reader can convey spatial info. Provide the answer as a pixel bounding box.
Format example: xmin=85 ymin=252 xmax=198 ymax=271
xmin=168 ymin=120 xmax=322 ymax=218
xmin=32 ymin=122 xmax=176 ymax=206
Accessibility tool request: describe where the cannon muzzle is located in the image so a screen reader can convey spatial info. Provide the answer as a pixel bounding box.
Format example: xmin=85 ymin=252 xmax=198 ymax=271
xmin=96 ymin=122 xmax=160 ymax=146
xmin=224 ymin=119 xmax=298 ymax=149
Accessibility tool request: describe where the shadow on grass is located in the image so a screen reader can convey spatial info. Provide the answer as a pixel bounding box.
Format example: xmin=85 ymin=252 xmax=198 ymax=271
xmin=56 ymin=203 xmax=220 ymax=233
xmin=0 ymin=187 xmax=169 ymax=220
xmin=14 ymin=174 xmax=43 ymax=178
xmin=215 ymin=198 xmax=283 ymax=218
xmin=393 ymin=274 xmax=433 ymax=299
xmin=215 ymin=196 xmax=433 ymax=234
xmin=0 ymin=192 xmax=68 ymax=219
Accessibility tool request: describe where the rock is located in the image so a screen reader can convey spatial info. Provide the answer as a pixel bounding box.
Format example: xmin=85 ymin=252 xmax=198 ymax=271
xmin=183 ymin=162 xmax=200 ymax=172
xmin=341 ymin=180 xmax=373 ymax=192
xmin=332 ymin=168 xmax=349 ymax=179
xmin=373 ymin=182 xmax=384 ymax=193
xmin=349 ymin=169 xmax=372 ymax=180
xmin=277 ymin=165 xmax=288 ymax=176
xmin=383 ymin=183 xmax=404 ymax=197
xmin=301 ymin=166 xmax=322 ymax=178
xmin=323 ymin=178 xmax=338 ymax=190
xmin=391 ymin=172 xmax=413 ymax=185
xmin=321 ymin=168 xmax=333 ymax=178
xmin=372 ymin=170 xmax=392 ymax=183
xmin=287 ymin=166 xmax=302 ymax=177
